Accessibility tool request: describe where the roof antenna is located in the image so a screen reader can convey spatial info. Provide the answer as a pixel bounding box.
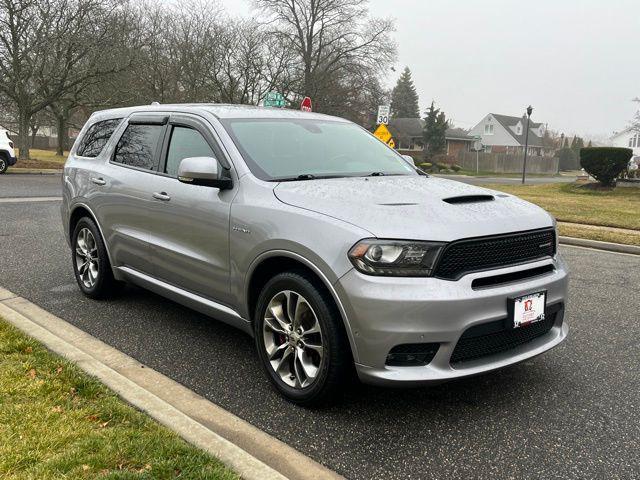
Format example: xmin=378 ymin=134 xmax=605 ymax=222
xmin=150 ymin=101 xmax=160 ymax=106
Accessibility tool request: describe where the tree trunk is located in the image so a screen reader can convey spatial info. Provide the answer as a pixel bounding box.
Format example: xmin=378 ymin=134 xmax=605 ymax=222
xmin=56 ymin=114 xmax=68 ymax=156
xmin=30 ymin=125 xmax=39 ymax=149
xmin=18 ymin=109 xmax=31 ymax=161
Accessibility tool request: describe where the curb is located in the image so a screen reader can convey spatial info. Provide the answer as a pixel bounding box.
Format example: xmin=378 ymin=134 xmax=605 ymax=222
xmin=0 ymin=287 xmax=343 ymax=480
xmin=559 ymin=236 xmax=640 ymax=255
xmin=6 ymin=168 xmax=63 ymax=175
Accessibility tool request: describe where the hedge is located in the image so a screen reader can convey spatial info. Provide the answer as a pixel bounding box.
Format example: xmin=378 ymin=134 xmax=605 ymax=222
xmin=579 ymin=147 xmax=632 ymax=186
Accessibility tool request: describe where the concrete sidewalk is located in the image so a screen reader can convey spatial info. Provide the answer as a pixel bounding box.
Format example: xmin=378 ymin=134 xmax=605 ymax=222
xmin=0 ymin=287 xmax=342 ymax=480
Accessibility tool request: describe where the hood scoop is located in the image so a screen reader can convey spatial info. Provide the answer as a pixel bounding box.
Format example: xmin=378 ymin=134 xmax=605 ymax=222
xmin=443 ymin=194 xmax=495 ymax=205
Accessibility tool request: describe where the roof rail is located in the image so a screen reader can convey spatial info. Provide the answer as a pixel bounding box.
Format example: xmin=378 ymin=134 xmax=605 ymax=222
xmin=150 ymin=101 xmax=160 ymax=106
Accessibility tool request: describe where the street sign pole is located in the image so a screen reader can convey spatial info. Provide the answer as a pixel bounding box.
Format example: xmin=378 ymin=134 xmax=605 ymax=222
xmin=473 ymin=136 xmax=482 ymax=174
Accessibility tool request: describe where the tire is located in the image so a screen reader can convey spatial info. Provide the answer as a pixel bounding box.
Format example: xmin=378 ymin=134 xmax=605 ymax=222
xmin=0 ymin=155 xmax=7 ymax=174
xmin=254 ymin=271 xmax=351 ymax=406
xmin=71 ymin=217 xmax=120 ymax=299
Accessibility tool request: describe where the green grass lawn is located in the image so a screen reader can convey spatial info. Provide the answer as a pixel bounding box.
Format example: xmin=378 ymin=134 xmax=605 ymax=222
xmin=484 ymin=183 xmax=640 ymax=245
xmin=11 ymin=149 xmax=67 ymax=170
xmin=0 ymin=319 xmax=238 ymax=480
xmin=441 ymin=169 xmax=565 ymax=178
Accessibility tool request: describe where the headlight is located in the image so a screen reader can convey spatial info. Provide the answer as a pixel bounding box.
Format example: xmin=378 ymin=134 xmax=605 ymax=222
xmin=348 ymin=239 xmax=445 ymax=277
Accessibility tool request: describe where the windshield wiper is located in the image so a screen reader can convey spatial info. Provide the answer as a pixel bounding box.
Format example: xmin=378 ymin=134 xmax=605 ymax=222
xmin=367 ymin=172 xmax=385 ymax=176
xmin=273 ymin=174 xmax=347 ymax=182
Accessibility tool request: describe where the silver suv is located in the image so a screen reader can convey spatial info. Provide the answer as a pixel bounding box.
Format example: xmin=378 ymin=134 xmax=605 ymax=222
xmin=61 ymin=104 xmax=569 ymax=405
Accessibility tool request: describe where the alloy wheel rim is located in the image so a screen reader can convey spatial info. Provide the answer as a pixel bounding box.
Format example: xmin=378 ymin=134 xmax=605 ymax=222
xmin=75 ymin=228 xmax=99 ymax=288
xmin=0 ymin=159 xmax=6 ymax=171
xmin=262 ymin=290 xmax=324 ymax=389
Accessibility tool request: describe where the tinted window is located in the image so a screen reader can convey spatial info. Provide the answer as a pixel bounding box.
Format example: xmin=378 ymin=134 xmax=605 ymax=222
xmin=77 ymin=118 xmax=122 ymax=157
xmin=221 ymin=119 xmax=415 ymax=181
xmin=165 ymin=127 xmax=214 ymax=177
xmin=113 ymin=124 xmax=164 ymax=171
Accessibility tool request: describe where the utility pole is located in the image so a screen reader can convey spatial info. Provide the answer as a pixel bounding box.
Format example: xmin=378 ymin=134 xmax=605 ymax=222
xmin=522 ymin=105 xmax=533 ymax=184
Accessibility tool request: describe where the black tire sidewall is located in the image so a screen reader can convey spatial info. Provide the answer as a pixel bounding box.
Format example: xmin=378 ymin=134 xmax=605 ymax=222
xmin=71 ymin=217 xmax=112 ymax=298
xmin=254 ymin=272 xmax=349 ymax=405
xmin=0 ymin=157 xmax=7 ymax=174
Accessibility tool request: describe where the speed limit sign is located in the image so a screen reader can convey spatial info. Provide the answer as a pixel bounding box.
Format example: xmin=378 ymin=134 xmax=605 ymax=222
xmin=377 ymin=105 xmax=390 ymax=125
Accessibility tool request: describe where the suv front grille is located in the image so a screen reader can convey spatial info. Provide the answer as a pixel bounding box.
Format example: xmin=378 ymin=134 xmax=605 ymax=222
xmin=450 ymin=305 xmax=562 ymax=364
xmin=434 ymin=228 xmax=556 ymax=280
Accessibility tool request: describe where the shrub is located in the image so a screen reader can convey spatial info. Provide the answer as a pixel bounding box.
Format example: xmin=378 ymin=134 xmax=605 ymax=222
xmin=451 ymin=164 xmax=462 ymax=172
xmin=580 ymin=147 xmax=632 ymax=186
xmin=434 ymin=162 xmax=447 ymax=171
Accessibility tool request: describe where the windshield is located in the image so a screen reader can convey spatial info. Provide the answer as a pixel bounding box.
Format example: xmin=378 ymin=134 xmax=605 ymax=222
xmin=221 ymin=118 xmax=417 ymax=181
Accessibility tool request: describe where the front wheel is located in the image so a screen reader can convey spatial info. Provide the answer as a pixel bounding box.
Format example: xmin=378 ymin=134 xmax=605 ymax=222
xmin=71 ymin=217 xmax=120 ymax=299
xmin=254 ymin=271 xmax=351 ymax=406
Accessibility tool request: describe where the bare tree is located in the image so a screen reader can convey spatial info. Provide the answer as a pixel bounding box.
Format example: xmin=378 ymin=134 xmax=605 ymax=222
xmin=631 ymin=97 xmax=640 ymax=133
xmin=253 ymin=0 xmax=395 ymax=114
xmin=0 ymin=0 xmax=136 ymax=159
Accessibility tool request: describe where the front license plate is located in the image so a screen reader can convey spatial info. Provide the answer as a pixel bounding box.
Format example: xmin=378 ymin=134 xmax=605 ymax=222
xmin=511 ymin=291 xmax=546 ymax=328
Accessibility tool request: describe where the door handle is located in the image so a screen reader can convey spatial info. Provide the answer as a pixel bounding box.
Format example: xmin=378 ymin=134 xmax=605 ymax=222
xmin=152 ymin=191 xmax=171 ymax=201
xmin=90 ymin=177 xmax=106 ymax=186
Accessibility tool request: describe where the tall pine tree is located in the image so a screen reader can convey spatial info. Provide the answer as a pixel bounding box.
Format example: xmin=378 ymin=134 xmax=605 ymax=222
xmin=422 ymin=101 xmax=449 ymax=159
xmin=390 ymin=67 xmax=420 ymax=118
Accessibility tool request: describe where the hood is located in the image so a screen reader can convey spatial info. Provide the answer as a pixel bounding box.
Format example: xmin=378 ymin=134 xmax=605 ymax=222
xmin=273 ymin=176 xmax=553 ymax=241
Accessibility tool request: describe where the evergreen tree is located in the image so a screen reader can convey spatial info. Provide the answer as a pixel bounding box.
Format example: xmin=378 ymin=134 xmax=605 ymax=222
xmin=422 ymin=101 xmax=448 ymax=159
xmin=571 ymin=136 xmax=584 ymax=155
xmin=390 ymin=67 xmax=420 ymax=118
xmin=587 ymin=140 xmax=593 ymax=147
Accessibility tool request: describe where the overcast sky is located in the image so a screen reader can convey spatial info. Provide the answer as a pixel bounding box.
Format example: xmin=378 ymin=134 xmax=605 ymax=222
xmin=220 ymin=0 xmax=639 ymax=139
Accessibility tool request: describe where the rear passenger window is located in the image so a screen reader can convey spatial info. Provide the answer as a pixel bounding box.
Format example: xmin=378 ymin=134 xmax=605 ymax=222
xmin=76 ymin=119 xmax=122 ymax=157
xmin=165 ymin=127 xmax=214 ymax=177
xmin=113 ymin=124 xmax=164 ymax=171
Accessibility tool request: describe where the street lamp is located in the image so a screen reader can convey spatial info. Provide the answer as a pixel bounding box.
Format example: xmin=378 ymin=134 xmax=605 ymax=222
xmin=521 ymin=105 xmax=533 ymax=184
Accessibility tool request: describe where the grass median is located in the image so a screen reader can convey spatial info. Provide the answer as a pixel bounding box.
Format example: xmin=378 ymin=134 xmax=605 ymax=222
xmin=10 ymin=149 xmax=67 ymax=171
xmin=0 ymin=319 xmax=238 ymax=480
xmin=484 ymin=183 xmax=640 ymax=246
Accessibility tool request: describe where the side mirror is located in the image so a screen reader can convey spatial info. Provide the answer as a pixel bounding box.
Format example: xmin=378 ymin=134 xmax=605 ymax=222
xmin=177 ymin=156 xmax=232 ymax=189
xmin=402 ymin=154 xmax=416 ymax=167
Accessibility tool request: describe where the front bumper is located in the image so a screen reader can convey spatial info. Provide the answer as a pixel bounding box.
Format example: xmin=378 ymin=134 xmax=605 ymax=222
xmin=334 ymin=255 xmax=569 ymax=386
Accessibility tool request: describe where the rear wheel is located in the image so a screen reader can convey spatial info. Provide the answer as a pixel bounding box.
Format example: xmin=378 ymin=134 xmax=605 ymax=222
xmin=0 ymin=155 xmax=7 ymax=174
xmin=254 ymin=271 xmax=351 ymax=406
xmin=71 ymin=217 xmax=120 ymax=299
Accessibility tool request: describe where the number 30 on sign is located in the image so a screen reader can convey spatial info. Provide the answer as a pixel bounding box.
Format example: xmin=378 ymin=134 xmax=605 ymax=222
xmin=377 ymin=105 xmax=390 ymax=125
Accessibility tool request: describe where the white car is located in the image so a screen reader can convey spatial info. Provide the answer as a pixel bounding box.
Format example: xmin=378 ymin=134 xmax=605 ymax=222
xmin=0 ymin=129 xmax=17 ymax=173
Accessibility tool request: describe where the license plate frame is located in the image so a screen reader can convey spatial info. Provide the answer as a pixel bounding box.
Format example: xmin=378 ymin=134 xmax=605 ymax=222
xmin=507 ymin=290 xmax=547 ymax=329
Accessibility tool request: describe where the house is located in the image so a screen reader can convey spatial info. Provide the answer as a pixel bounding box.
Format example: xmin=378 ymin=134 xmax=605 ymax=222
xmin=468 ymin=113 xmax=547 ymax=155
xmin=610 ymin=127 xmax=640 ymax=155
xmin=387 ymin=118 xmax=474 ymax=155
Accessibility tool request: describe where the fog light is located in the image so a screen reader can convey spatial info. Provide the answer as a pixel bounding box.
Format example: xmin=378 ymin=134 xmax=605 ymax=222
xmin=386 ymin=343 xmax=439 ymax=366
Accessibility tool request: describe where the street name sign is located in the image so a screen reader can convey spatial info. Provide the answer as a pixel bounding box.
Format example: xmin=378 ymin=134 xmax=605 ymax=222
xmin=264 ymin=92 xmax=286 ymax=108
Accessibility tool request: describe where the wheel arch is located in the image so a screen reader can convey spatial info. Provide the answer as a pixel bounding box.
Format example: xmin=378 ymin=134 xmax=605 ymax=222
xmin=68 ymin=203 xmax=115 ymax=269
xmin=245 ymin=251 xmax=359 ymax=360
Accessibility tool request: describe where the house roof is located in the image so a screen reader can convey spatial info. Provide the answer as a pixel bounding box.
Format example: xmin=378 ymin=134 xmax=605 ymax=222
xmin=388 ymin=117 xmax=423 ymax=138
xmin=387 ymin=118 xmax=473 ymax=141
xmin=490 ymin=113 xmax=544 ymax=147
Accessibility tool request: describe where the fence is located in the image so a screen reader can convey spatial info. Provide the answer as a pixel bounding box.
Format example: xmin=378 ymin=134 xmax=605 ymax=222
xmin=457 ymin=151 xmax=559 ymax=174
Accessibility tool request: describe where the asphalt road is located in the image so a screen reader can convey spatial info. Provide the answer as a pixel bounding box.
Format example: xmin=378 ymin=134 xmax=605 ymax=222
xmin=0 ymin=172 xmax=62 ymax=197
xmin=1 ymin=175 xmax=639 ymax=480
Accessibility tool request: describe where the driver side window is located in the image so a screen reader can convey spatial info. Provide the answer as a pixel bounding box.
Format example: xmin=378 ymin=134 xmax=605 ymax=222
xmin=165 ymin=126 xmax=214 ymax=177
